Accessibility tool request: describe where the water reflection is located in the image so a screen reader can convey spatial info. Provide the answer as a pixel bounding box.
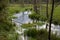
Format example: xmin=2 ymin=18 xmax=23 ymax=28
xmin=12 ymin=11 xmax=32 ymax=24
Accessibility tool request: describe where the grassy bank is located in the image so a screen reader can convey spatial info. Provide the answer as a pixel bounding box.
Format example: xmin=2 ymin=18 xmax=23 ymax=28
xmin=7 ymin=4 xmax=33 ymax=16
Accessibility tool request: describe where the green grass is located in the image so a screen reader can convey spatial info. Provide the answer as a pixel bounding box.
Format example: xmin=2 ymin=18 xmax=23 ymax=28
xmin=39 ymin=4 xmax=60 ymax=25
xmin=21 ymin=23 xmax=35 ymax=29
xmin=54 ymin=5 xmax=60 ymax=17
xmin=52 ymin=5 xmax=60 ymax=25
xmin=28 ymin=37 xmax=36 ymax=40
xmin=7 ymin=4 xmax=60 ymax=25
xmin=7 ymin=4 xmax=33 ymax=16
xmin=34 ymin=22 xmax=44 ymax=26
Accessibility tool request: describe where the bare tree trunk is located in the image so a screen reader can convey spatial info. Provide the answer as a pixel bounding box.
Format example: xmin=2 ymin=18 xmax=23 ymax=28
xmin=21 ymin=0 xmax=24 ymax=7
xmin=48 ymin=0 xmax=54 ymax=40
xmin=46 ymin=0 xmax=49 ymax=29
xmin=33 ymin=0 xmax=38 ymax=14
xmin=46 ymin=23 xmax=48 ymax=29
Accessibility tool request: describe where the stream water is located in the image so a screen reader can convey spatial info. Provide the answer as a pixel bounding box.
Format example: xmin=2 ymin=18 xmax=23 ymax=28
xmin=12 ymin=11 xmax=32 ymax=40
xmin=12 ymin=11 xmax=60 ymax=40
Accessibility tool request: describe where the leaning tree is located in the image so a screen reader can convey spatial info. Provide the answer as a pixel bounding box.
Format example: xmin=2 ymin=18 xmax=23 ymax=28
xmin=48 ymin=0 xmax=60 ymax=40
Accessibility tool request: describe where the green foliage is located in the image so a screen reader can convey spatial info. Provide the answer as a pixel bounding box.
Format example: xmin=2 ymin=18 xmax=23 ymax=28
xmin=40 ymin=15 xmax=47 ymax=22
xmin=29 ymin=13 xmax=36 ymax=20
xmin=7 ymin=4 xmax=33 ymax=16
xmin=24 ymin=29 xmax=38 ymax=37
xmin=25 ymin=29 xmax=60 ymax=40
xmin=28 ymin=37 xmax=37 ymax=40
xmin=8 ymin=33 xmax=18 ymax=40
xmin=21 ymin=23 xmax=35 ymax=29
xmin=29 ymin=13 xmax=40 ymax=21
xmin=0 ymin=0 xmax=8 ymax=11
xmin=53 ymin=5 xmax=60 ymax=25
xmin=34 ymin=22 xmax=44 ymax=26
xmin=7 ymin=4 xmax=21 ymax=15
xmin=0 ymin=22 xmax=15 ymax=32
xmin=37 ymin=4 xmax=60 ymax=25
xmin=0 ymin=0 xmax=16 ymax=40
xmin=0 ymin=0 xmax=9 ymax=22
xmin=0 ymin=33 xmax=8 ymax=40
xmin=12 ymin=16 xmax=17 ymax=19
xmin=54 ymin=0 xmax=60 ymax=7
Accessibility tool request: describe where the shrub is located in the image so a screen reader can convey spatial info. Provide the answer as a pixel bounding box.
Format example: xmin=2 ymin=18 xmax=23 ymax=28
xmin=25 ymin=29 xmax=60 ymax=40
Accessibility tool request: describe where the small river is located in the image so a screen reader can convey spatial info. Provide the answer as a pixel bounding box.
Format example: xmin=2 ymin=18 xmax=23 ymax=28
xmin=12 ymin=11 xmax=60 ymax=40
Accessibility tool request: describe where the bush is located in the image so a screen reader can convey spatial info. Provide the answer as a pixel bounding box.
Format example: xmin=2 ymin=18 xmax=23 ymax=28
xmin=21 ymin=23 xmax=35 ymax=29
xmin=29 ymin=13 xmax=40 ymax=21
xmin=25 ymin=29 xmax=60 ymax=40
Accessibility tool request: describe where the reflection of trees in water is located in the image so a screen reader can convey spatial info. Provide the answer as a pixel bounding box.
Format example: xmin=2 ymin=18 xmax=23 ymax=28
xmin=22 ymin=12 xmax=24 ymax=21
